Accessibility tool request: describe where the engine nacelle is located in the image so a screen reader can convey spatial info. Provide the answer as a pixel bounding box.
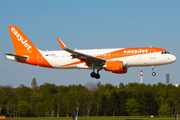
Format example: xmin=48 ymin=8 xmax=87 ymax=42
xmin=104 ymin=61 xmax=128 ymax=74
xmin=112 ymin=67 xmax=127 ymax=74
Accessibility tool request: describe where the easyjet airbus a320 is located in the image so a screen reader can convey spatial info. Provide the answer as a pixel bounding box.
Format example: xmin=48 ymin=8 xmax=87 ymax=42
xmin=5 ymin=26 xmax=176 ymax=79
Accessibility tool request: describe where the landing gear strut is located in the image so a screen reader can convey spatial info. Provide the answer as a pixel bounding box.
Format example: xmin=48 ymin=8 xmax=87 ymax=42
xmin=151 ymin=66 xmax=156 ymax=76
xmin=90 ymin=70 xmax=100 ymax=79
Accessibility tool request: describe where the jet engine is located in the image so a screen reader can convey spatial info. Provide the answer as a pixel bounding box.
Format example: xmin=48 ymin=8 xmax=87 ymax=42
xmin=103 ymin=61 xmax=127 ymax=74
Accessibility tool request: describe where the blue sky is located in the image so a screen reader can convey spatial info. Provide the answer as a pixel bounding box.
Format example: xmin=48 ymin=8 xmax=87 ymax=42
xmin=0 ymin=0 xmax=179 ymax=88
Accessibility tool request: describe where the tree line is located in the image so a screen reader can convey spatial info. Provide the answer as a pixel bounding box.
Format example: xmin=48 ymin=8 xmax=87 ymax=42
xmin=0 ymin=78 xmax=180 ymax=117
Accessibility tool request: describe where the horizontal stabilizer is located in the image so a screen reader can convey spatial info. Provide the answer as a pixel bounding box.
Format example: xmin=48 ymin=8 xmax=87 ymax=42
xmin=5 ymin=53 xmax=28 ymax=61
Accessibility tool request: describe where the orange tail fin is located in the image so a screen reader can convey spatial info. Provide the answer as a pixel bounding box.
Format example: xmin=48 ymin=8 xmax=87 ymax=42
xmin=8 ymin=26 xmax=52 ymax=68
xmin=8 ymin=26 xmax=38 ymax=55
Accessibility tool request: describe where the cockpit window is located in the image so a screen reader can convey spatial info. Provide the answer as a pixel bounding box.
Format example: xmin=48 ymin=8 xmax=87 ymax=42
xmin=161 ymin=51 xmax=170 ymax=54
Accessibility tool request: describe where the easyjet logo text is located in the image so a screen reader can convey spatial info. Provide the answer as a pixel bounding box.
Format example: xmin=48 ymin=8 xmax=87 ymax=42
xmin=124 ymin=49 xmax=148 ymax=54
xmin=11 ymin=27 xmax=32 ymax=51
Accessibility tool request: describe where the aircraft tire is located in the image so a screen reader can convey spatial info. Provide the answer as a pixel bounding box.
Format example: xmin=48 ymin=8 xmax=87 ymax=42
xmin=90 ymin=72 xmax=96 ymax=78
xmin=152 ymin=72 xmax=156 ymax=76
xmin=95 ymin=73 xmax=100 ymax=79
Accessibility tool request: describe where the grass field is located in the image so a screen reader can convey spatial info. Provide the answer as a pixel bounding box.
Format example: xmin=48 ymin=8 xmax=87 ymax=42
xmin=4 ymin=117 xmax=179 ymax=120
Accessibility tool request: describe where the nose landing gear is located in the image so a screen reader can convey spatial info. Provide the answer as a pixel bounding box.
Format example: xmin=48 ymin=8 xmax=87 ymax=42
xmin=151 ymin=66 xmax=156 ymax=76
xmin=152 ymin=72 xmax=156 ymax=76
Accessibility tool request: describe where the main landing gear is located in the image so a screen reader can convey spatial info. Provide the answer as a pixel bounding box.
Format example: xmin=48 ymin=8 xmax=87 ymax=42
xmin=151 ymin=66 xmax=156 ymax=76
xmin=90 ymin=70 xmax=100 ymax=79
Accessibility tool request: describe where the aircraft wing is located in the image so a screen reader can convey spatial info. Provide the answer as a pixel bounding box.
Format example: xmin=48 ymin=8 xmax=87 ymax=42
xmin=57 ymin=37 xmax=106 ymax=67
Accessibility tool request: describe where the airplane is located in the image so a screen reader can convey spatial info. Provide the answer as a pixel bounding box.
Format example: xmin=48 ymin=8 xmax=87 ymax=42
xmin=5 ymin=26 xmax=177 ymax=79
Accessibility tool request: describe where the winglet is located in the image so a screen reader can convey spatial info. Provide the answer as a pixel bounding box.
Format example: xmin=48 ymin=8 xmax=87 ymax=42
xmin=57 ymin=37 xmax=66 ymax=49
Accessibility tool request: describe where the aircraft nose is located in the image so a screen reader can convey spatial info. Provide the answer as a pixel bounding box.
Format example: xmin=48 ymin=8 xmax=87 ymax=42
xmin=170 ymin=55 xmax=177 ymax=63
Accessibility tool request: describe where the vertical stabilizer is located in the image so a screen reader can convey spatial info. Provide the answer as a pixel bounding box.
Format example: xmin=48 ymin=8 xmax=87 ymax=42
xmin=8 ymin=26 xmax=52 ymax=68
xmin=8 ymin=26 xmax=38 ymax=55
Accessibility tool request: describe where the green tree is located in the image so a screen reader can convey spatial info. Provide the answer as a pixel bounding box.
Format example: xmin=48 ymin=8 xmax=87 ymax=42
xmin=119 ymin=83 xmax=125 ymax=89
xmin=0 ymin=85 xmax=15 ymax=116
xmin=56 ymin=85 xmax=69 ymax=117
xmin=118 ymin=90 xmax=129 ymax=116
xmin=30 ymin=92 xmax=43 ymax=116
xmin=78 ymin=86 xmax=91 ymax=117
xmin=55 ymin=92 xmax=65 ymax=117
xmin=137 ymin=91 xmax=158 ymax=115
xmin=99 ymin=94 xmax=108 ymax=116
xmin=6 ymin=101 xmax=15 ymax=117
xmin=17 ymin=101 xmax=30 ymax=117
xmin=39 ymin=83 xmax=57 ymax=116
xmin=174 ymin=87 xmax=180 ymax=115
xmin=92 ymin=91 xmax=101 ymax=116
xmin=1 ymin=81 xmax=180 ymax=117
xmin=158 ymin=103 xmax=171 ymax=115
xmin=34 ymin=101 xmax=47 ymax=117
xmin=16 ymin=84 xmax=31 ymax=102
xmin=126 ymin=98 xmax=140 ymax=116
xmin=68 ymin=84 xmax=84 ymax=116
xmin=109 ymin=91 xmax=119 ymax=116
xmin=31 ymin=78 xmax=37 ymax=89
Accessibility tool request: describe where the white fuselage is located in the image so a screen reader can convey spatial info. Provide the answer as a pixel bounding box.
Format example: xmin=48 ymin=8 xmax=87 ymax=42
xmin=39 ymin=48 xmax=176 ymax=69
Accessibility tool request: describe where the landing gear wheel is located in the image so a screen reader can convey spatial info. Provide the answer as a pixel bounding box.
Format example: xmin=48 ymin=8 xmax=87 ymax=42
xmin=152 ymin=72 xmax=156 ymax=76
xmin=151 ymin=66 xmax=156 ymax=76
xmin=95 ymin=73 xmax=100 ymax=79
xmin=90 ymin=69 xmax=101 ymax=79
xmin=90 ymin=72 xmax=96 ymax=78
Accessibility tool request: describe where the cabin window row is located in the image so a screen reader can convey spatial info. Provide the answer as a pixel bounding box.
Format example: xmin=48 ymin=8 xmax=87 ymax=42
xmin=51 ymin=52 xmax=149 ymax=58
